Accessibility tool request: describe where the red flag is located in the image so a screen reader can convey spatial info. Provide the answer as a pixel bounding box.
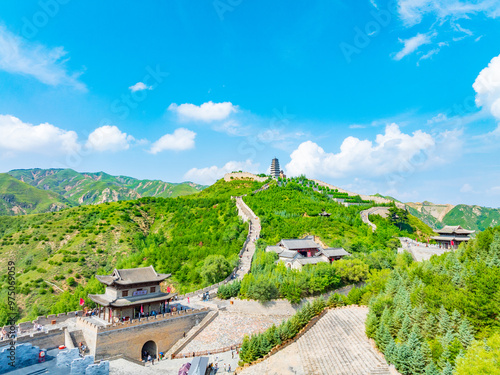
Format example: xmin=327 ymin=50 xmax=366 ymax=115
xmin=167 ymin=286 xmax=171 ymax=293
xmin=140 ymin=304 xmax=143 ymax=314
xmin=79 ymin=298 xmax=85 ymax=306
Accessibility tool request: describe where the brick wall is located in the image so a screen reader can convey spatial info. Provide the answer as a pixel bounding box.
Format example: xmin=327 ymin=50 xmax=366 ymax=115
xmin=94 ymin=310 xmax=209 ymax=360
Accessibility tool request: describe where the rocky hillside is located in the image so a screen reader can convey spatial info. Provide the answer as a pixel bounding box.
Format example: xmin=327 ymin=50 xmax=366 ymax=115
xmin=407 ymin=201 xmax=500 ymax=232
xmin=0 ymin=174 xmax=71 ymax=215
xmin=7 ymin=168 xmax=205 ymax=208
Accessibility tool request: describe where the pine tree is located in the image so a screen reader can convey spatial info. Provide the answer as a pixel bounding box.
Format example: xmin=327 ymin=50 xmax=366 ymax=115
xmin=375 ymin=323 xmax=392 ymax=352
xmin=423 ymin=313 xmax=437 ymax=338
xmin=411 ymin=305 xmax=426 ymax=330
xmin=410 ymin=344 xmax=426 ymax=375
xmin=457 ymin=318 xmax=474 ymax=349
xmin=450 ymin=309 xmax=461 ymax=333
xmin=439 ymin=345 xmax=451 ymax=369
xmin=421 ymin=340 xmax=432 ymax=366
xmin=385 ymin=337 xmax=397 ymax=364
xmin=396 ymin=343 xmax=412 ymax=375
xmin=398 ymin=315 xmax=412 ymax=342
xmin=438 ymin=306 xmax=451 ymax=336
xmin=441 ymin=361 xmax=454 ymax=375
xmin=391 ymin=306 xmax=405 ymax=336
xmin=424 ymin=361 xmax=440 ymax=375
xmin=407 ymin=325 xmax=422 ymax=352
xmin=366 ymin=310 xmax=379 ymax=339
xmin=239 ymin=335 xmax=251 ymax=363
xmin=380 ymin=306 xmax=393 ymax=333
xmin=440 ymin=330 xmax=455 ymax=348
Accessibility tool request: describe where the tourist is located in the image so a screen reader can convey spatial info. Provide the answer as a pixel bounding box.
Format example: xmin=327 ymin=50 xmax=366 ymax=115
xmin=223 ymin=363 xmax=226 ymax=372
xmin=228 ymin=364 xmax=231 ymax=373
xmin=147 ymin=354 xmax=151 ymax=364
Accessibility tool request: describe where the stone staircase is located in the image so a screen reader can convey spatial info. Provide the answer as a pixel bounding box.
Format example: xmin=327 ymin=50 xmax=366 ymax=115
xmin=296 ymin=307 xmax=391 ymax=375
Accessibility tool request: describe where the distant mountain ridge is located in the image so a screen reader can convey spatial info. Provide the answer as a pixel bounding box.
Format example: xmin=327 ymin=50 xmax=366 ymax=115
xmin=403 ymin=201 xmax=499 ymax=232
xmin=0 ymin=173 xmax=71 ymax=215
xmin=2 ymin=168 xmax=205 ymax=215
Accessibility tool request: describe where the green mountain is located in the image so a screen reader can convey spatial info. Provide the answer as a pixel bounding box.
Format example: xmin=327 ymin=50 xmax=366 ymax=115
xmin=406 ymin=201 xmax=500 ymax=232
xmin=7 ymin=168 xmax=205 ymax=207
xmin=0 ymin=173 xmax=71 ymax=215
xmin=0 ymin=178 xmax=261 ymax=323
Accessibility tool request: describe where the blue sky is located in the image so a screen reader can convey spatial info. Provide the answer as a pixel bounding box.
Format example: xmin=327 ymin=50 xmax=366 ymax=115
xmin=1 ymin=0 xmax=500 ymax=207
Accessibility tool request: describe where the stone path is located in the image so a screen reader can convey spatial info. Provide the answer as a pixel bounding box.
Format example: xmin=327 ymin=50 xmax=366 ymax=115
xmin=398 ymin=237 xmax=450 ymax=262
xmin=110 ymin=349 xmax=239 ymax=374
xmin=183 ymin=311 xmax=288 ymax=353
xmin=360 ymin=207 xmax=390 ymax=231
xmin=234 ymin=196 xmax=260 ymax=281
xmin=239 ymin=307 xmax=392 ymax=375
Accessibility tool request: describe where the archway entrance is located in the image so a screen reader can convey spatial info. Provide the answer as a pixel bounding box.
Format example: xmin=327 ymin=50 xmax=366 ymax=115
xmin=141 ymin=340 xmax=157 ymax=361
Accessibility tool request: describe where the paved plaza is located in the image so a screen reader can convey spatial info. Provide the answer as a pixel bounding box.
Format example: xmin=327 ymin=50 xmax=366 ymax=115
xmin=239 ymin=306 xmax=394 ymax=375
xmin=183 ymin=311 xmax=289 ymax=353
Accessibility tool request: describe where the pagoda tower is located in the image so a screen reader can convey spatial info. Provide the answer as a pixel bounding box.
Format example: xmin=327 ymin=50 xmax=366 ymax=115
xmin=270 ymin=158 xmax=280 ymax=179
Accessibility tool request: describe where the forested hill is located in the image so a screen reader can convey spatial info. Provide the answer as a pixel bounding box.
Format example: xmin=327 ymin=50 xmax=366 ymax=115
xmin=0 ymin=173 xmax=71 ymax=216
xmin=6 ymin=168 xmax=205 ymax=211
xmin=0 ymin=178 xmax=263 ymax=323
xmin=365 ymin=224 xmax=500 ymax=374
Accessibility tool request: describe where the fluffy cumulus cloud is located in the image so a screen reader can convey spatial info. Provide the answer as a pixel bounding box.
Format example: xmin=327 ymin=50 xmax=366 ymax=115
xmin=285 ymin=124 xmax=437 ymax=179
xmin=394 ymin=33 xmax=433 ymax=60
xmin=184 ymin=160 xmax=259 ymax=185
xmin=473 ymin=53 xmax=500 ymax=120
xmin=149 ymin=128 xmax=196 ymax=154
xmin=128 ymin=82 xmax=152 ymax=92
xmin=398 ymin=0 xmax=500 ymax=27
xmin=0 ymin=114 xmax=80 ymax=156
xmin=0 ymin=26 xmax=85 ymax=90
xmin=86 ymin=125 xmax=134 ymax=152
xmin=168 ymin=101 xmax=238 ymax=122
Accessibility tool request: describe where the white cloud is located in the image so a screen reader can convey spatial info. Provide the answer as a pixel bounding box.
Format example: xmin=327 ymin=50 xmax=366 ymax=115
xmin=285 ymin=124 xmax=438 ymax=179
xmin=168 ymin=101 xmax=237 ymax=122
xmin=0 ymin=25 xmax=85 ymax=90
xmin=0 ymin=114 xmax=80 ymax=156
xmin=460 ymin=183 xmax=474 ymax=193
xmin=129 ymin=82 xmax=152 ymax=92
xmin=473 ymin=53 xmax=500 ymax=120
xmin=149 ymin=128 xmax=196 ymax=154
xmin=394 ymin=33 xmax=433 ymax=60
xmin=398 ymin=0 xmax=500 ymax=27
xmin=427 ymin=113 xmax=448 ymax=124
xmin=86 ymin=125 xmax=134 ymax=152
xmin=184 ymin=160 xmax=259 ymax=185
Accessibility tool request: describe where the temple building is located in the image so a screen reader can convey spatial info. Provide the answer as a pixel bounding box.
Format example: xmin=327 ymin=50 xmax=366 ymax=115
xmin=88 ymin=266 xmax=176 ymax=323
xmin=431 ymin=225 xmax=474 ymax=249
xmin=266 ymin=236 xmax=351 ymax=269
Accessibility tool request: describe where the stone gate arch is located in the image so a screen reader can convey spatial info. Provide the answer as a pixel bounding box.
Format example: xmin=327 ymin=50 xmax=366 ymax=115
xmin=141 ymin=340 xmax=157 ymax=360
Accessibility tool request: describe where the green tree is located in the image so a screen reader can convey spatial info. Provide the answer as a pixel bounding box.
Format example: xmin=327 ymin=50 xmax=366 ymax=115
xmin=200 ymin=254 xmax=232 ymax=285
xmin=457 ymin=317 xmax=474 ymax=349
xmin=437 ymin=306 xmax=451 ymax=336
xmin=454 ymin=332 xmax=500 ymax=375
xmin=424 ymin=361 xmax=439 ymax=375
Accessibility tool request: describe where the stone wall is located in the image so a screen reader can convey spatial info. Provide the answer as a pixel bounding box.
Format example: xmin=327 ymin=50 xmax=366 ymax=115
xmin=223 ymin=172 xmax=267 ymax=182
xmin=93 ymin=309 xmax=209 ymax=360
xmin=0 ymin=328 xmax=65 ymax=351
xmin=0 ymin=343 xmax=46 ymax=373
xmin=86 ymin=361 xmax=109 ymax=375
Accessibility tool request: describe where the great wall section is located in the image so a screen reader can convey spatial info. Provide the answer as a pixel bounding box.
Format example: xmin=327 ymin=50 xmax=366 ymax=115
xmin=1 ymin=173 xmax=403 ymax=374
